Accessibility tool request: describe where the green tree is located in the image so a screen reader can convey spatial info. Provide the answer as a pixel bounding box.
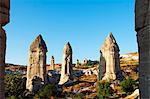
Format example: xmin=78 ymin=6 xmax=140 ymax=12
xmin=97 ymin=81 xmax=112 ymax=99
xmin=120 ymin=77 xmax=135 ymax=95
xmin=5 ymin=74 xmax=26 ymax=98
xmin=74 ymin=93 xmax=84 ymax=99
xmin=35 ymin=84 xmax=56 ymax=98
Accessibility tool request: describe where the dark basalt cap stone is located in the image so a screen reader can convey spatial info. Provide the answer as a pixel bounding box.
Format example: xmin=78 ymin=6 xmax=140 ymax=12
xmin=30 ymin=34 xmax=48 ymax=52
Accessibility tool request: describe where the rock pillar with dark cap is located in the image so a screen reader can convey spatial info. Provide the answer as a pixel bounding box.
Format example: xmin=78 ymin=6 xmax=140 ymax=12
xmin=59 ymin=42 xmax=73 ymax=85
xmin=99 ymin=33 xmax=123 ymax=81
xmin=51 ymin=56 xmax=55 ymax=70
xmin=26 ymin=34 xmax=48 ymax=92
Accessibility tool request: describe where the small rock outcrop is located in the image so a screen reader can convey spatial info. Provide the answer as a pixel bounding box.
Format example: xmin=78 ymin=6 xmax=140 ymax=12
xmin=59 ymin=42 xmax=73 ymax=85
xmin=75 ymin=59 xmax=80 ymax=68
xmin=51 ymin=56 xmax=55 ymax=70
xmin=124 ymin=89 xmax=139 ymax=99
xmin=83 ymin=58 xmax=88 ymax=65
xmin=99 ymin=33 xmax=123 ymax=81
xmin=135 ymin=0 xmax=150 ymax=98
xmin=26 ymin=34 xmax=48 ymax=92
xmin=0 ymin=0 xmax=10 ymax=98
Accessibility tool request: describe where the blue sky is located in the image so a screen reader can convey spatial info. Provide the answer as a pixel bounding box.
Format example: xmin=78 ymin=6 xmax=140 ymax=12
xmin=4 ymin=0 xmax=137 ymax=65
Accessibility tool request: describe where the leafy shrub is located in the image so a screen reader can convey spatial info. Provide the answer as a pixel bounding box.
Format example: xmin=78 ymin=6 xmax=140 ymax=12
xmin=74 ymin=93 xmax=84 ymax=99
xmin=120 ymin=77 xmax=135 ymax=94
xmin=97 ymin=81 xmax=113 ymax=99
xmin=64 ymin=92 xmax=84 ymax=99
xmin=35 ymin=84 xmax=56 ymax=98
xmin=5 ymin=74 xmax=26 ymax=98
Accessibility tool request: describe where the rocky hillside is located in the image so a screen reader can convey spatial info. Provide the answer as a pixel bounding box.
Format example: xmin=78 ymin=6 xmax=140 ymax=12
xmin=120 ymin=52 xmax=139 ymax=80
xmin=120 ymin=52 xmax=138 ymax=62
xmin=62 ymin=52 xmax=139 ymax=98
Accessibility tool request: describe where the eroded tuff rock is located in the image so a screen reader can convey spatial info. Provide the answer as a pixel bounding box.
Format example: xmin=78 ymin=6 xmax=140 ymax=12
xmin=99 ymin=33 xmax=123 ymax=81
xmin=0 ymin=0 xmax=10 ymax=26
xmin=26 ymin=35 xmax=48 ymax=92
xmin=59 ymin=42 xmax=73 ymax=85
xmin=51 ymin=56 xmax=55 ymax=70
xmin=75 ymin=59 xmax=80 ymax=68
xmin=0 ymin=27 xmax=6 ymax=99
xmin=0 ymin=0 xmax=10 ymax=98
xmin=135 ymin=0 xmax=150 ymax=98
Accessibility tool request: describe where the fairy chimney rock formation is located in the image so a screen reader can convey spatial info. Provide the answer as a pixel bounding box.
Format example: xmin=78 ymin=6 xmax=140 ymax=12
xmin=135 ymin=0 xmax=150 ymax=98
xmin=26 ymin=34 xmax=48 ymax=92
xmin=75 ymin=59 xmax=80 ymax=67
xmin=0 ymin=0 xmax=10 ymax=98
xmin=59 ymin=42 xmax=73 ymax=85
xmin=99 ymin=33 xmax=123 ymax=81
xmin=51 ymin=56 xmax=55 ymax=70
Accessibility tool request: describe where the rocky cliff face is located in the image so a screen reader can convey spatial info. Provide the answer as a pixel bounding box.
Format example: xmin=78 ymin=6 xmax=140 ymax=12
xmin=135 ymin=0 xmax=150 ymax=98
xmin=0 ymin=0 xmax=10 ymax=26
xmin=0 ymin=0 xmax=10 ymax=98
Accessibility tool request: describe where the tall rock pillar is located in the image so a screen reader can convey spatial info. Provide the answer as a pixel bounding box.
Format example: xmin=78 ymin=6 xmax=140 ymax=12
xmin=59 ymin=42 xmax=73 ymax=85
xmin=26 ymin=34 xmax=48 ymax=92
xmin=135 ymin=0 xmax=150 ymax=98
xmin=99 ymin=33 xmax=123 ymax=81
xmin=0 ymin=0 xmax=10 ymax=98
xmin=51 ymin=56 xmax=55 ymax=70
